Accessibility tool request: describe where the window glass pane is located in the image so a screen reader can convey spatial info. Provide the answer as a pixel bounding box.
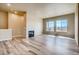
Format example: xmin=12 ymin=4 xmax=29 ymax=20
xmin=56 ymin=20 xmax=67 ymax=32
xmin=56 ymin=21 xmax=61 ymax=27
xmin=49 ymin=22 xmax=54 ymax=27
xmin=61 ymin=20 xmax=67 ymax=27
xmin=46 ymin=21 xmax=54 ymax=31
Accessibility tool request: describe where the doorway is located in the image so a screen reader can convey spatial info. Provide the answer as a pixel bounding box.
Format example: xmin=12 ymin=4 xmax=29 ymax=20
xmin=8 ymin=12 xmax=26 ymax=38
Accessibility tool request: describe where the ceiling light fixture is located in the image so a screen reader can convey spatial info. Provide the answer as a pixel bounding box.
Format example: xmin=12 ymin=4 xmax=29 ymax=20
xmin=7 ymin=3 xmax=11 ymax=6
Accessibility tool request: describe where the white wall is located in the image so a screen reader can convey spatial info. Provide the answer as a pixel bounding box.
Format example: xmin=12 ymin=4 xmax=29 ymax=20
xmin=26 ymin=5 xmax=43 ymax=37
xmin=27 ymin=12 xmax=42 ymax=37
xmin=0 ymin=29 xmax=12 ymax=41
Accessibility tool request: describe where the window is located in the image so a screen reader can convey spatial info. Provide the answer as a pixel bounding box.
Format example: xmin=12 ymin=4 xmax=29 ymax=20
xmin=46 ymin=21 xmax=54 ymax=31
xmin=56 ymin=20 xmax=68 ymax=32
xmin=46 ymin=20 xmax=68 ymax=32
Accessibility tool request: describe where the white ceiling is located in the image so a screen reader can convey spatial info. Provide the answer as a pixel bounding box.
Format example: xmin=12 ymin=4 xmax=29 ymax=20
xmin=0 ymin=3 xmax=48 ymax=12
xmin=0 ymin=3 xmax=75 ymax=14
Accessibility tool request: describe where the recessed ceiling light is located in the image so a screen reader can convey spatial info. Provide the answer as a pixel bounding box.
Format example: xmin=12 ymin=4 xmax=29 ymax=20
xmin=7 ymin=3 xmax=11 ymax=6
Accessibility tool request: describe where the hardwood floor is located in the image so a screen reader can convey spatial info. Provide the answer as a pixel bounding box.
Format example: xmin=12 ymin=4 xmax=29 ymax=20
xmin=0 ymin=35 xmax=79 ymax=55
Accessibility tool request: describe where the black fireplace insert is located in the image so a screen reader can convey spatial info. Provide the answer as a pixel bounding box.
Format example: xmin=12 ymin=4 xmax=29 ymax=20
xmin=28 ymin=30 xmax=34 ymax=37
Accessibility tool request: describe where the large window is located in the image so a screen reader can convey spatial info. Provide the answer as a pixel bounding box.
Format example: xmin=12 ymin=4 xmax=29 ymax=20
xmin=46 ymin=20 xmax=68 ymax=32
xmin=56 ymin=20 xmax=68 ymax=32
xmin=46 ymin=21 xmax=54 ymax=31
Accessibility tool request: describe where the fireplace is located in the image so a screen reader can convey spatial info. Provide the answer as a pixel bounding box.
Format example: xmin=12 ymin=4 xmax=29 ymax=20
xmin=28 ymin=30 xmax=34 ymax=37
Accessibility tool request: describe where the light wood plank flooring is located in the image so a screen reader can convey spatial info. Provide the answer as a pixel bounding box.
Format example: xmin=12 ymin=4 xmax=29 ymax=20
xmin=0 ymin=35 xmax=79 ymax=55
